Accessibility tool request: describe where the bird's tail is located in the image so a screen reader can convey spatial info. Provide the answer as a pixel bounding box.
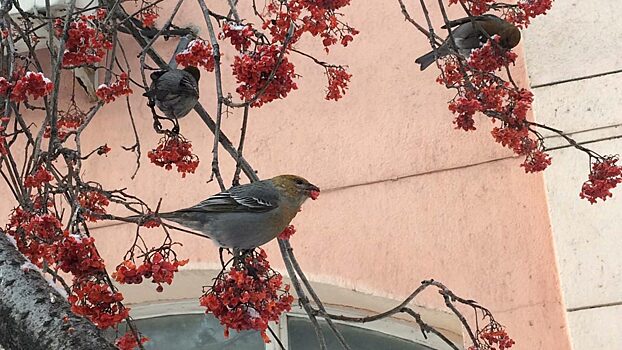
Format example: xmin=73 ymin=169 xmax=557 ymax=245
xmin=125 ymin=212 xmax=191 ymax=228
xmin=158 ymin=212 xmax=175 ymax=220
xmin=414 ymin=51 xmax=437 ymax=71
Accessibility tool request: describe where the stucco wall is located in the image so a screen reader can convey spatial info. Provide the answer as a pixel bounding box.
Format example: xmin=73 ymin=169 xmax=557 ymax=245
xmin=523 ymin=0 xmax=622 ymax=348
xmin=0 ymin=1 xmax=574 ymax=348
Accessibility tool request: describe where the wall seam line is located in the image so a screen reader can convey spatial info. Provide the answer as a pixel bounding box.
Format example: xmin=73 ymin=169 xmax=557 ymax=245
xmin=531 ymin=68 xmax=622 ymax=89
xmin=567 ymin=301 xmax=622 ymax=312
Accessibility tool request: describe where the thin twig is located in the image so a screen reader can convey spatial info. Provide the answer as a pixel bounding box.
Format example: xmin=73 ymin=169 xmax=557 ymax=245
xmin=397 ymin=0 xmax=441 ymax=41
xmin=232 ymin=105 xmax=249 ymax=186
xmin=279 ymin=239 xmax=328 ymax=350
xmin=283 ymin=240 xmax=351 ymax=350
xmin=196 ymin=0 xmax=226 ymax=191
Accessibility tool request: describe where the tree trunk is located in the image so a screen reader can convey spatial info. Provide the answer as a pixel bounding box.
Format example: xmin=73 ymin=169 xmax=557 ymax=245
xmin=0 ymin=232 xmax=116 ymax=350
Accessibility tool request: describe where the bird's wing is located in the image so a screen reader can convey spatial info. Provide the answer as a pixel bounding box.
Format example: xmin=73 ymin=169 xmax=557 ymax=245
xmin=178 ymin=73 xmax=199 ymax=97
xmin=452 ymin=22 xmax=491 ymax=50
xmin=153 ymin=73 xmax=182 ymax=102
xmin=143 ymin=71 xmax=167 ymax=98
xmin=144 ymin=70 xmax=199 ymax=102
xmin=175 ymin=182 xmax=279 ymax=214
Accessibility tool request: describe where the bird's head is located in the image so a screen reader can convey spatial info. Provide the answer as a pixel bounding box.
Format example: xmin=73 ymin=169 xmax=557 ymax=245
xmin=183 ymin=66 xmax=201 ymax=83
xmin=272 ymin=175 xmax=320 ymax=204
xmin=499 ymin=25 xmax=521 ymax=49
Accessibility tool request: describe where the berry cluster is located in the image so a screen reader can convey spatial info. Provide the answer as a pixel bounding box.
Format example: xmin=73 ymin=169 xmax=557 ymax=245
xmin=0 ymin=72 xmax=54 ymax=103
xmin=147 ymin=135 xmax=200 ymax=177
xmin=116 ymin=332 xmax=149 ymax=350
xmin=325 ymin=67 xmax=352 ymax=101
xmin=56 ymin=235 xmax=106 ymax=277
xmin=469 ymin=323 xmax=516 ymax=350
xmin=175 ymin=39 xmax=216 ymax=72
xmin=54 ymin=12 xmax=112 ymax=68
xmin=580 ymin=157 xmax=622 ymax=204
xmin=97 ymin=144 xmax=111 ymax=155
xmin=220 ymin=0 xmax=357 ymax=106
xmin=44 ymin=105 xmax=86 ymax=140
xmin=113 ymin=252 xmax=189 ymax=292
xmin=467 ymin=37 xmax=518 ymax=72
xmin=507 ymin=0 xmax=554 ymax=27
xmin=96 ymin=73 xmax=133 ymax=103
xmin=310 ymin=189 xmax=320 ymax=200
xmin=448 ymin=0 xmax=494 ymax=16
xmin=278 ymin=225 xmax=297 ymax=240
xmin=222 ymin=23 xmax=255 ymax=52
xmin=24 ymin=166 xmax=53 ymax=188
xmin=263 ymin=0 xmax=358 ymax=52
xmin=78 ymin=191 xmax=110 ymax=222
xmin=200 ymin=249 xmax=294 ymax=343
xmin=449 ymin=0 xmax=553 ymax=27
xmin=13 ymin=72 xmax=55 ymax=102
xmin=5 ymin=208 xmax=64 ymax=267
xmin=68 ymin=279 xmax=129 ymax=329
xmin=140 ymin=7 xmax=159 ymax=28
xmin=141 ymin=214 xmax=162 ymax=228
xmin=4 ymin=204 xmax=131 ymax=329
xmin=232 ymin=44 xmax=298 ymax=107
xmin=438 ymin=38 xmax=551 ymax=173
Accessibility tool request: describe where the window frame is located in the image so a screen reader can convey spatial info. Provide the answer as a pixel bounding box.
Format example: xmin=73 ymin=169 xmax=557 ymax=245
xmin=129 ymin=299 xmax=462 ymax=350
xmin=120 ymin=269 xmax=464 ymax=349
xmin=266 ymin=304 xmax=462 ymax=350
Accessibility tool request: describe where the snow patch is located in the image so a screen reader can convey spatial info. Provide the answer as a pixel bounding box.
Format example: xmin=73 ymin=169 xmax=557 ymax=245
xmin=21 ymin=261 xmax=40 ymax=272
xmin=5 ymin=233 xmax=17 ymax=247
xmin=20 ymin=261 xmax=69 ymax=298
xmin=228 ymin=23 xmax=247 ymax=31
xmin=44 ymin=274 xmax=69 ymax=298
xmin=247 ymin=306 xmax=260 ymax=319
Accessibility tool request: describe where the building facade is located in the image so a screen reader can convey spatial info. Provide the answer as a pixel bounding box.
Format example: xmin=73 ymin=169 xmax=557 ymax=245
xmin=2 ymin=1 xmax=618 ymax=349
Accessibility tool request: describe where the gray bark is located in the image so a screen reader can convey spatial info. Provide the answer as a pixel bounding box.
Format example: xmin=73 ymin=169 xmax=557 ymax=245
xmin=0 ymin=232 xmax=116 ymax=350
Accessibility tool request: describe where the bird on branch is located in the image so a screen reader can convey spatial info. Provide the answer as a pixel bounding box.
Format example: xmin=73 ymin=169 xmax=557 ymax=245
xmin=158 ymin=175 xmax=320 ymax=250
xmin=415 ymin=14 xmax=521 ymax=70
xmin=144 ymin=66 xmax=201 ymax=120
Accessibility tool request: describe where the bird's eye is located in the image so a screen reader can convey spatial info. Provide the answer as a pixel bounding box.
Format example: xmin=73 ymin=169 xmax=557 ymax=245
xmin=295 ymin=179 xmax=304 ymax=185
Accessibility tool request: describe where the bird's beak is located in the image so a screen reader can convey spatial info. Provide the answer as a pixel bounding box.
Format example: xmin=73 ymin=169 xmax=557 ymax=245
xmin=307 ymin=183 xmax=320 ymax=200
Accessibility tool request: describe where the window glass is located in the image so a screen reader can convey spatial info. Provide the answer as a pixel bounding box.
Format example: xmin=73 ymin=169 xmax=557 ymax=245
xmin=287 ymin=316 xmax=437 ymax=350
xmin=122 ymin=314 xmax=264 ymax=350
xmin=107 ymin=312 xmax=446 ymax=349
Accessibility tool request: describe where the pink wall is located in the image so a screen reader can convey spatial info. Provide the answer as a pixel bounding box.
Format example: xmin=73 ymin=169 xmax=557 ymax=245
xmin=0 ymin=1 xmax=572 ymax=348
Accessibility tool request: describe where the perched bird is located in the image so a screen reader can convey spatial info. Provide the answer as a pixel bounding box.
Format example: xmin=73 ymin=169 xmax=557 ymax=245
xmin=159 ymin=175 xmax=320 ymax=250
xmin=415 ymin=14 xmax=521 ymax=70
xmin=144 ymin=66 xmax=200 ymax=119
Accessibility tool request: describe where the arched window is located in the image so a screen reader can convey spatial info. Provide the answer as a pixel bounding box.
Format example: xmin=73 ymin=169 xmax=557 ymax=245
xmin=110 ymin=269 xmax=463 ymax=349
xmin=118 ymin=299 xmax=462 ymax=349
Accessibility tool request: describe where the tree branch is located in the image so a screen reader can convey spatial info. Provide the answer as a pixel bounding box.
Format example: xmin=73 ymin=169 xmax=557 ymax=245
xmin=0 ymin=233 xmax=116 ymax=349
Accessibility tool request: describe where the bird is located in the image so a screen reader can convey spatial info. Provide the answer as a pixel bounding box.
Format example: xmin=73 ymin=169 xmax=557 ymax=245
xmin=158 ymin=175 xmax=320 ymax=250
xmin=415 ymin=14 xmax=521 ymax=70
xmin=143 ymin=66 xmax=200 ymax=119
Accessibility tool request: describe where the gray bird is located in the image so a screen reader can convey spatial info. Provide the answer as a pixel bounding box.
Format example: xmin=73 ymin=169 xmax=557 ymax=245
xmin=144 ymin=66 xmax=200 ymax=119
xmin=415 ymin=15 xmax=521 ymax=70
xmin=158 ymin=175 xmax=320 ymax=250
